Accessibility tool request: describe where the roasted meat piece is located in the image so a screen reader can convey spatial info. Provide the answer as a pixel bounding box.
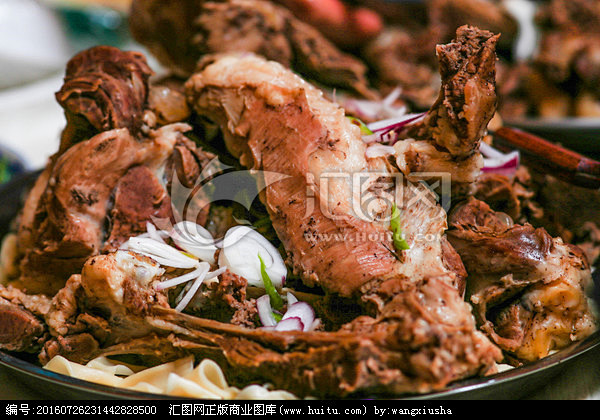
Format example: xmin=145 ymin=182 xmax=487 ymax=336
xmin=55 ymin=46 xmax=153 ymax=154
xmin=9 ymin=47 xmax=213 ymax=296
xmin=393 ymin=26 xmax=498 ymax=186
xmin=186 ymin=51 xmax=463 ymax=298
xmin=129 ymin=0 xmax=375 ymax=99
xmin=0 ymin=285 xmax=51 ymax=353
xmin=447 ymin=197 xmax=596 ymax=362
xmin=183 ymin=38 xmax=501 ymax=393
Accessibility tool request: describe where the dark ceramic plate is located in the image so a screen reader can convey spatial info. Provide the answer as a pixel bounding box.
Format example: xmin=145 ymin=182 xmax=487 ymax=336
xmin=0 ymin=171 xmax=599 ymax=400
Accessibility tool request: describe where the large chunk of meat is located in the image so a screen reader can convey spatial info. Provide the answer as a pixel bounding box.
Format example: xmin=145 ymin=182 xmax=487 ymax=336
xmin=183 ymin=46 xmax=501 ymax=392
xmin=0 ymin=285 xmax=51 ymax=352
xmin=447 ymin=197 xmax=597 ymax=362
xmin=128 ymin=0 xmax=375 ymax=99
xmin=14 ymin=126 xmax=184 ymax=295
xmin=407 ymin=25 xmax=499 ymax=158
xmin=186 ymin=52 xmax=459 ymax=297
xmin=392 ymin=26 xmax=498 ymax=186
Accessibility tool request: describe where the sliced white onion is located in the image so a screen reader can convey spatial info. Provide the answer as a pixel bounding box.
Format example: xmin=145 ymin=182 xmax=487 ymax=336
xmin=175 ymin=263 xmax=209 ymax=312
xmin=256 ymin=294 xmax=278 ymax=327
xmin=205 ymin=266 xmax=228 ymax=281
xmin=365 ymin=144 xmax=396 ymax=159
xmin=146 ymin=222 xmax=167 ymax=244
xmin=155 ymin=262 xmax=210 ymax=291
xmin=479 ymin=141 xmax=508 ymax=159
xmin=341 ymin=87 xmax=407 ymax=121
xmin=169 ymin=221 xmax=218 ymax=264
xmin=281 ymin=301 xmax=315 ymax=332
xmin=124 ymin=237 xmax=200 ymax=269
xmin=274 ymin=317 xmax=304 ymax=332
xmin=218 ymin=226 xmax=286 ymax=288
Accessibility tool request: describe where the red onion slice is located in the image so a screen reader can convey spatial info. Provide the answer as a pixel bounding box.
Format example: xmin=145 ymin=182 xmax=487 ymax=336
xmin=367 ymin=112 xmax=426 ymax=135
xmin=479 ymin=142 xmax=520 ymax=175
xmin=274 ymin=317 xmax=304 ymax=331
xmin=282 ymin=301 xmax=315 ymax=332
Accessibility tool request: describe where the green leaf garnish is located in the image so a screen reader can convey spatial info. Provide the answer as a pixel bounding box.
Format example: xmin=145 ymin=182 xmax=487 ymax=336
xmin=258 ymin=254 xmax=284 ymax=310
xmin=390 ymin=204 xmax=410 ymax=251
xmin=347 ymin=116 xmax=374 ymax=135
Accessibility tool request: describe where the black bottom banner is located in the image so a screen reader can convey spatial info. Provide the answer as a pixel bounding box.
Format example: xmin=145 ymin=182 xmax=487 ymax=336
xmin=0 ymin=399 xmax=589 ymax=418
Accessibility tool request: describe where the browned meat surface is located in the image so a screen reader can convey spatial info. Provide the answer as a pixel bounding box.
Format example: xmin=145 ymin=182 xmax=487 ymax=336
xmin=102 ymin=165 xmax=173 ymax=253
xmin=391 ymin=26 xmax=498 ymax=186
xmin=10 ymin=47 xmax=215 ymax=296
xmin=184 ymin=37 xmax=501 ymax=393
xmin=40 ymin=251 xmax=499 ymax=398
xmin=447 ymin=197 xmax=596 ymax=362
xmin=55 ymin=46 xmax=153 ymax=154
xmin=408 ymin=26 xmax=499 ymax=158
xmin=129 ymin=0 xmax=375 ymax=99
xmin=13 ymin=126 xmax=185 ymax=296
xmin=468 ymin=166 xmax=543 ymax=224
xmin=0 ymin=285 xmax=51 ymax=352
xmin=186 ymin=52 xmax=468 ymax=298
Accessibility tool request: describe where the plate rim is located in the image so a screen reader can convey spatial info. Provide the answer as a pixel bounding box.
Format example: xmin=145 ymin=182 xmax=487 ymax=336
xmin=1 ymin=329 xmax=598 ymax=400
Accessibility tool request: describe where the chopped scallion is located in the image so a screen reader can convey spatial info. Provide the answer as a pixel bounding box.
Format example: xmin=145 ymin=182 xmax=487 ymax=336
xmin=258 ymin=254 xmax=284 ymax=310
xmin=390 ymin=204 xmax=410 ymax=251
xmin=347 ymin=116 xmax=374 ymax=135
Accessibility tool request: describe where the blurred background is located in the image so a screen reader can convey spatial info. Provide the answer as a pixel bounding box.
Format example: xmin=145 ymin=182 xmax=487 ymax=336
xmin=0 ymin=0 xmax=137 ymax=181
xmin=0 ymin=0 xmax=598 ymax=184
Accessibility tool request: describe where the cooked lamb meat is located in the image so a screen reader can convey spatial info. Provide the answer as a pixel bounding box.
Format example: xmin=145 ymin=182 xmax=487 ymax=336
xmin=55 ymin=46 xmax=153 ymax=154
xmin=186 ymin=51 xmax=465 ymax=298
xmin=407 ymin=26 xmax=499 ymax=159
xmin=0 ymin=285 xmax=51 ymax=352
xmin=10 ymin=47 xmax=215 ymax=296
xmin=14 ymin=126 xmax=185 ymax=295
xmin=184 ymin=35 xmax=502 ymax=393
xmin=40 ymin=251 xmax=499 ymax=398
xmin=469 ymin=166 xmax=543 ymax=225
xmin=447 ymin=197 xmax=596 ymax=362
xmin=391 ymin=26 xmax=498 ymax=186
xmin=129 ymin=0 xmax=376 ymax=99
